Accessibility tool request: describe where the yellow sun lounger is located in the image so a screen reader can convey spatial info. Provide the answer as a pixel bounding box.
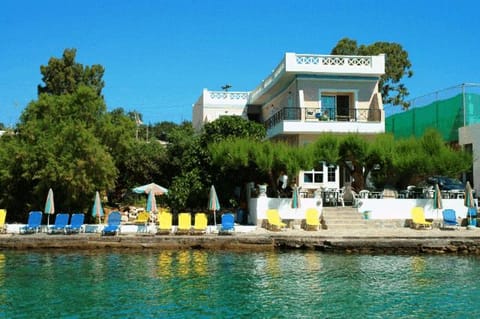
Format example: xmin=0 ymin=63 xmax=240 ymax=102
xmin=134 ymin=211 xmax=149 ymax=225
xmin=157 ymin=211 xmax=173 ymax=235
xmin=192 ymin=212 xmax=208 ymax=235
xmin=305 ymin=208 xmax=320 ymax=231
xmin=411 ymin=207 xmax=433 ymax=229
xmin=266 ymin=209 xmax=287 ymax=231
xmin=176 ymin=212 xmax=192 ymax=235
xmin=0 ymin=209 xmax=6 ymax=234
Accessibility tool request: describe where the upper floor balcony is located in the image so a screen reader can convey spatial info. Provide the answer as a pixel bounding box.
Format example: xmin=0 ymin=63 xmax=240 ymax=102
xmin=265 ymin=106 xmax=384 ymax=138
xmin=249 ymin=53 xmax=385 ymax=105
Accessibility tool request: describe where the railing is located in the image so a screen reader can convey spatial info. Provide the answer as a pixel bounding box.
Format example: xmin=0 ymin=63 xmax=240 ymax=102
xmin=208 ymin=91 xmax=249 ymax=100
xmin=265 ymin=107 xmax=382 ymax=130
xmin=264 ymin=108 xmax=302 ymax=129
xmin=295 ymin=54 xmax=372 ymax=67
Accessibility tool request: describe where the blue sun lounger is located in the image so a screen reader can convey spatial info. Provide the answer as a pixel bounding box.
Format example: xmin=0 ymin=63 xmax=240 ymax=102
xmin=48 ymin=213 xmax=69 ymax=234
xmin=442 ymin=209 xmax=459 ymax=229
xmin=101 ymin=211 xmax=121 ymax=236
xmin=219 ymin=213 xmax=235 ymax=235
xmin=65 ymin=213 xmax=85 ymax=234
xmin=20 ymin=211 xmax=43 ymax=234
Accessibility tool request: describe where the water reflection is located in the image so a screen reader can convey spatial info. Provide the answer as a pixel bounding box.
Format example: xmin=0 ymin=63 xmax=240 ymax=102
xmin=0 ymin=253 xmax=4 ymax=284
xmin=2 ymin=251 xmax=480 ymax=318
xmin=411 ymin=256 xmax=426 ymax=273
xmin=304 ymin=251 xmax=322 ymax=272
xmin=0 ymin=253 xmax=5 ymax=307
xmin=193 ymin=251 xmax=207 ymax=276
xmin=157 ymin=250 xmax=174 ymax=278
xmin=410 ymin=256 xmax=436 ymax=287
xmin=156 ymin=250 xmax=208 ymax=278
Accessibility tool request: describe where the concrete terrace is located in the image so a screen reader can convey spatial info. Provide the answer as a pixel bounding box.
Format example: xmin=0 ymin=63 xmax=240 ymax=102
xmin=2 ymin=206 xmax=480 ymax=254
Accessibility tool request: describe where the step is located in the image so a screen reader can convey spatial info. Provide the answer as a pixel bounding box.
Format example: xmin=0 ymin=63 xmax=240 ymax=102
xmin=321 ymin=207 xmax=405 ymax=229
xmin=325 ymin=219 xmax=405 ymax=230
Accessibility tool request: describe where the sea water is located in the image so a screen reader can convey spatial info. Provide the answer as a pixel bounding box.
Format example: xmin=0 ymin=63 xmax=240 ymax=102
xmin=1 ymin=250 xmax=480 ymax=318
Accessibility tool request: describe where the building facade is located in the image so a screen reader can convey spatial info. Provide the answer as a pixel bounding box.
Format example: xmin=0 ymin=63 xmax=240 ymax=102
xmin=193 ymin=52 xmax=386 ymax=192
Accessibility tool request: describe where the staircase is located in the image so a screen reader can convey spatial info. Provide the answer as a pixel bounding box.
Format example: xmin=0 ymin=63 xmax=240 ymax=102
xmin=322 ymin=207 xmax=404 ymax=230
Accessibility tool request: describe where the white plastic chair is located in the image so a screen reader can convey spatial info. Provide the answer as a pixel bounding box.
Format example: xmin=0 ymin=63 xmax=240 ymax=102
xmin=337 ymin=187 xmax=345 ymax=207
xmin=359 ymin=190 xmax=370 ymax=199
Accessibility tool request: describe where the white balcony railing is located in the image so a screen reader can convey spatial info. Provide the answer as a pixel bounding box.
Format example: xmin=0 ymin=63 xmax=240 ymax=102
xmin=208 ymin=91 xmax=249 ymax=100
xmin=295 ymin=54 xmax=372 ymax=67
xmin=203 ymin=89 xmax=250 ymax=106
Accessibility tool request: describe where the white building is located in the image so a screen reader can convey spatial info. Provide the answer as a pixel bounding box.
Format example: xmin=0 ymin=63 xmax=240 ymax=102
xmin=193 ymin=52 xmax=385 ymax=192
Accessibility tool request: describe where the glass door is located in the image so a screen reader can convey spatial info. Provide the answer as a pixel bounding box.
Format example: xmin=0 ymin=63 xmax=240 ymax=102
xmin=321 ymin=95 xmax=335 ymax=120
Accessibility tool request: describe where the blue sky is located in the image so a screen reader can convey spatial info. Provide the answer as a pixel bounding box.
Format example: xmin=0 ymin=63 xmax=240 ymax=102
xmin=1 ymin=0 xmax=479 ymax=127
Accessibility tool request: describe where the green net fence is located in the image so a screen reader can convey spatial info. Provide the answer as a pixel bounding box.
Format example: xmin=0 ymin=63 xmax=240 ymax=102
xmin=385 ymin=84 xmax=480 ymax=142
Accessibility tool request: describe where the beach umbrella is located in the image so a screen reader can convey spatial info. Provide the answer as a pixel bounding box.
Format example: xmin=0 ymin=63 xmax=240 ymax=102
xmin=146 ymin=190 xmax=158 ymax=214
xmin=44 ymin=188 xmax=55 ymax=227
xmin=433 ymin=183 xmax=443 ymax=219
xmin=464 ymin=181 xmax=475 ymax=208
xmin=132 ymin=183 xmax=168 ymax=196
xmin=291 ymin=185 xmax=301 ymax=210
xmin=464 ymin=181 xmax=476 ymax=226
xmin=92 ymin=191 xmax=104 ymax=224
xmin=208 ymin=185 xmax=220 ymax=227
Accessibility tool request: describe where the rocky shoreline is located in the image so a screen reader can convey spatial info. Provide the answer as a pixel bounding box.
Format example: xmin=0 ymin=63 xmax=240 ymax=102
xmin=2 ymin=231 xmax=480 ymax=254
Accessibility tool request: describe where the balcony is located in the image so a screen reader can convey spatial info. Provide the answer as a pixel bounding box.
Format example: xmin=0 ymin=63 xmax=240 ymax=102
xmin=265 ymin=107 xmax=384 ymax=137
xmin=249 ymin=53 xmax=385 ymax=105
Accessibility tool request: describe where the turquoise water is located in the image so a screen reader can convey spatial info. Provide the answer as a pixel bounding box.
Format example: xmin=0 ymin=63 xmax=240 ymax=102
xmin=1 ymin=250 xmax=480 ymax=318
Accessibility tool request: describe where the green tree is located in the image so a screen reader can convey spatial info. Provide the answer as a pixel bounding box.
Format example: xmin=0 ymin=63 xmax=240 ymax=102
xmin=307 ymin=133 xmax=341 ymax=167
xmin=145 ymin=121 xmax=179 ymax=141
xmin=0 ymin=135 xmax=33 ymax=221
xmin=370 ymin=130 xmax=472 ymax=189
xmin=365 ymin=133 xmax=397 ymax=188
xmin=337 ymin=134 xmax=370 ymax=191
xmin=11 ymin=86 xmax=117 ymax=216
xmin=38 ymin=48 xmax=105 ymax=96
xmin=201 ymin=115 xmax=265 ymax=145
xmin=116 ymin=140 xmax=169 ymax=195
xmin=209 ymin=138 xmax=308 ymax=197
xmin=160 ymin=123 xmax=209 ymax=210
xmin=163 ymin=116 xmax=266 ymax=210
xmin=331 ymin=38 xmax=413 ymax=109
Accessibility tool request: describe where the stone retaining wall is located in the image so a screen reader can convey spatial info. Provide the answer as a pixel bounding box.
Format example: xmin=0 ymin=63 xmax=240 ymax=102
xmin=3 ymin=234 xmax=480 ymax=254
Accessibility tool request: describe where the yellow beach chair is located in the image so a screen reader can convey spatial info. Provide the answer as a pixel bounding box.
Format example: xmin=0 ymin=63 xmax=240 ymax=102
xmin=305 ymin=208 xmax=320 ymax=231
xmin=157 ymin=211 xmax=173 ymax=235
xmin=266 ymin=209 xmax=287 ymax=231
xmin=134 ymin=211 xmax=149 ymax=225
xmin=176 ymin=212 xmax=192 ymax=235
xmin=411 ymin=207 xmax=433 ymax=229
xmin=0 ymin=209 xmax=6 ymax=233
xmin=192 ymin=212 xmax=208 ymax=235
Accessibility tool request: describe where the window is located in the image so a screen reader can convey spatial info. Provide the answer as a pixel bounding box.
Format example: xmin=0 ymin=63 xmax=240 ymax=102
xmin=327 ymin=166 xmax=336 ymax=182
xmin=304 ymin=171 xmax=323 ymax=184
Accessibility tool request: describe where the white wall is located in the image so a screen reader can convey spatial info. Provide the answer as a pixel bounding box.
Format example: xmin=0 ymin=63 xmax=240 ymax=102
xmin=459 ymin=123 xmax=480 ymax=195
xmin=249 ymin=196 xmax=323 ymax=225
xmin=358 ymin=198 xmax=474 ymax=219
